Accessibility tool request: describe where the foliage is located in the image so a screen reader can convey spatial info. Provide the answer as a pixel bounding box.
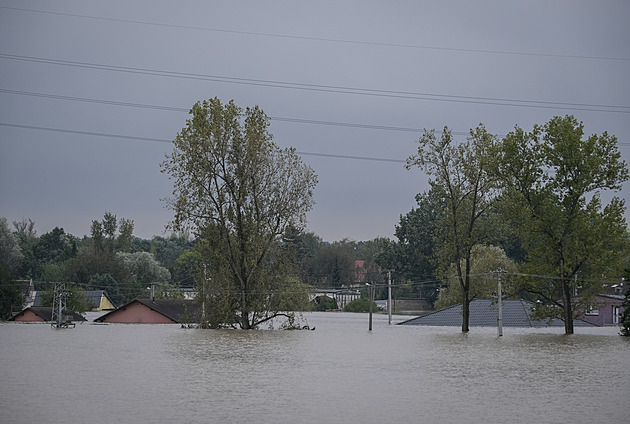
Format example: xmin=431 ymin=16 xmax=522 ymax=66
xmin=377 ymin=192 xmax=443 ymax=302
xmin=0 ymin=266 xmax=23 ymax=320
xmin=407 ymin=124 xmax=499 ymax=331
xmin=343 ymin=297 xmax=377 ymax=313
xmin=0 ymin=217 xmax=23 ymax=274
xmin=91 ymin=212 xmax=134 ymax=253
xmin=117 ymin=251 xmax=171 ymax=287
xmin=492 ymin=115 xmax=629 ymax=334
xmin=150 ymin=234 xmax=193 ymax=275
xmin=39 ymin=285 xmax=92 ymax=314
xmin=172 ymin=248 xmax=203 ymax=287
xmin=434 ymin=244 xmax=517 ymax=310
xmin=88 ymin=273 xmax=123 ymax=307
xmin=312 ymin=296 xmax=338 ymax=311
xmin=309 ymin=239 xmax=357 ymax=288
xmin=12 ymin=218 xmax=37 ymax=278
xmin=161 ymin=98 xmax=317 ymax=329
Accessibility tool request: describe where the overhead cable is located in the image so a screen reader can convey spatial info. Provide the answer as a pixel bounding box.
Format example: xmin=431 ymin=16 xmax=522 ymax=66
xmin=2 ymin=5 xmax=629 ymax=62
xmin=1 ymin=53 xmax=628 ymax=113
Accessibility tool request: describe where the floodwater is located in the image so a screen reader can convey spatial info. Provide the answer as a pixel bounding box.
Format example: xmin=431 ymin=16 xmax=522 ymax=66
xmin=1 ymin=312 xmax=628 ymax=424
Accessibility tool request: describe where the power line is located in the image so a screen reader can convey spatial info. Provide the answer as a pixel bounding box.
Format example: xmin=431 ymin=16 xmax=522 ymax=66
xmin=0 ymin=122 xmax=408 ymax=163
xmin=2 ymin=5 xmax=629 ymax=62
xmin=0 ymin=88 xmax=443 ymax=135
xmin=1 ymin=53 xmax=629 ymax=113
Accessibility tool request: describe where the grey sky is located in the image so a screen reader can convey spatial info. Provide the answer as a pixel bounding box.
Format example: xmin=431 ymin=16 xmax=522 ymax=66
xmin=1 ymin=1 xmax=629 ymax=242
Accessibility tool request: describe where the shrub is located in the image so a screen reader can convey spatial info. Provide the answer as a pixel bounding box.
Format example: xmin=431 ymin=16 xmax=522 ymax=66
xmin=343 ymin=298 xmax=377 ymax=313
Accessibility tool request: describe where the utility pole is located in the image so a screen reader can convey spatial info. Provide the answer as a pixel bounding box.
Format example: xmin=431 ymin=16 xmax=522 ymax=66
xmin=492 ymin=270 xmax=507 ymax=337
xmin=202 ymin=263 xmax=208 ymax=326
xmin=367 ymin=283 xmax=373 ymax=331
xmin=387 ymin=270 xmax=393 ymax=325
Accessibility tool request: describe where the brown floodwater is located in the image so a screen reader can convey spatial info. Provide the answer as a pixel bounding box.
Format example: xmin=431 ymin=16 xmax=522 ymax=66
xmin=1 ymin=312 xmax=628 ymax=423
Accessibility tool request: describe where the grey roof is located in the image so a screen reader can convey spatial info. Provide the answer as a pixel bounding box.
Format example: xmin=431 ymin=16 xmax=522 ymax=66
xmin=94 ymin=298 xmax=201 ymax=323
xmin=398 ymin=299 xmax=597 ymax=327
xmin=32 ymin=290 xmax=116 ymax=309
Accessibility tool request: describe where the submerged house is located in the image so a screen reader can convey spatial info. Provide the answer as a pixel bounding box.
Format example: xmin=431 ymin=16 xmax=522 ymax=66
xmin=398 ymin=299 xmax=597 ymax=328
xmin=580 ymin=294 xmax=626 ymax=327
xmin=31 ymin=290 xmax=116 ymax=312
xmin=9 ymin=307 xmax=86 ymax=323
xmin=94 ymin=298 xmax=200 ymax=324
xmin=83 ymin=290 xmax=117 ymax=311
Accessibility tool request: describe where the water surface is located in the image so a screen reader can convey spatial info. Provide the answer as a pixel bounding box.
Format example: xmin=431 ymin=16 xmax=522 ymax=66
xmin=1 ymin=312 xmax=627 ymax=423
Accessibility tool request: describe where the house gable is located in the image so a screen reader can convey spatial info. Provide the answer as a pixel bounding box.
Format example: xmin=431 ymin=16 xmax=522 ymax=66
xmin=96 ymin=300 xmax=177 ymax=324
xmin=94 ymin=299 xmax=200 ymax=324
xmin=12 ymin=308 xmax=46 ymax=322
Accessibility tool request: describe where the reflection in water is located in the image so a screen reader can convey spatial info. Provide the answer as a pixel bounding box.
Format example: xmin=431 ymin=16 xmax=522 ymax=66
xmin=1 ymin=312 xmax=628 ymax=424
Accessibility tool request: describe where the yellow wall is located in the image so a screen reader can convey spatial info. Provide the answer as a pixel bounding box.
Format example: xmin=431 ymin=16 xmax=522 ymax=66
xmin=97 ymin=295 xmax=116 ymax=311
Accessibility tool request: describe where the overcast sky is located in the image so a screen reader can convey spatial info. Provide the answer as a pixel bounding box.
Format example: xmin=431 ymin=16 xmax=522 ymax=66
xmin=1 ymin=1 xmax=629 ymax=242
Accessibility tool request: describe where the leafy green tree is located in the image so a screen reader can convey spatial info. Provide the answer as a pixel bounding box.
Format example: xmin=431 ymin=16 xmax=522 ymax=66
xmin=354 ymin=238 xmax=388 ymax=283
xmin=377 ymin=192 xmax=443 ymax=302
xmin=0 ymin=266 xmax=23 ymax=319
xmin=150 ymin=234 xmax=193 ymax=280
xmin=492 ymin=115 xmax=629 ymax=334
xmin=91 ymin=220 xmax=104 ymax=253
xmin=0 ymin=217 xmax=23 ymax=274
xmin=310 ymin=240 xmax=356 ymax=288
xmin=435 ymin=244 xmax=517 ymax=310
xmin=343 ymin=298 xmax=377 ymax=313
xmin=88 ymin=273 xmax=123 ymax=306
xmin=39 ymin=285 xmax=91 ymax=314
xmin=161 ymin=98 xmax=317 ymax=329
xmin=12 ymin=218 xmax=37 ymax=278
xmin=117 ymin=251 xmax=170 ymax=298
xmin=102 ymin=212 xmax=117 ymax=253
xmin=117 ymin=218 xmax=134 ymax=253
xmin=173 ymin=249 xmax=203 ymax=287
xmin=407 ymin=125 xmax=499 ymax=332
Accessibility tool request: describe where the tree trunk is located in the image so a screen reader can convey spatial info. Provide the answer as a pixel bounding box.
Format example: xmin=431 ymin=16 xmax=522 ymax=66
xmin=562 ymin=280 xmax=574 ymax=334
xmin=461 ymin=291 xmax=470 ymax=332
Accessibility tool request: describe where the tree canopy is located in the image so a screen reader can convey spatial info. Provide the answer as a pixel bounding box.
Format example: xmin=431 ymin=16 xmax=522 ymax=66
xmin=161 ymin=98 xmax=318 ymax=329
xmin=492 ymin=115 xmax=629 ymax=333
xmin=407 ymin=124 xmax=498 ymax=332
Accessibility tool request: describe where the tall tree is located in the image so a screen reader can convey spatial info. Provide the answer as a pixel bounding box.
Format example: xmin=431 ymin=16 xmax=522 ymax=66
xmin=0 ymin=217 xmax=23 ymax=274
xmin=377 ymin=192 xmax=443 ymax=301
xmin=435 ymin=244 xmax=516 ymax=310
xmin=161 ymin=98 xmax=317 ymax=329
xmin=492 ymin=115 xmax=629 ymax=334
xmin=117 ymin=218 xmax=134 ymax=253
xmin=102 ymin=212 xmax=117 ymax=253
xmin=310 ymin=240 xmax=356 ymax=288
xmin=0 ymin=266 xmax=23 ymax=319
xmin=407 ymin=124 xmax=498 ymax=332
xmin=12 ymin=218 xmax=37 ymax=278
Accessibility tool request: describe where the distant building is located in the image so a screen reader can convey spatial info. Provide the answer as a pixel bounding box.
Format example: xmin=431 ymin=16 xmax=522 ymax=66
xmin=310 ymin=289 xmax=361 ymax=310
